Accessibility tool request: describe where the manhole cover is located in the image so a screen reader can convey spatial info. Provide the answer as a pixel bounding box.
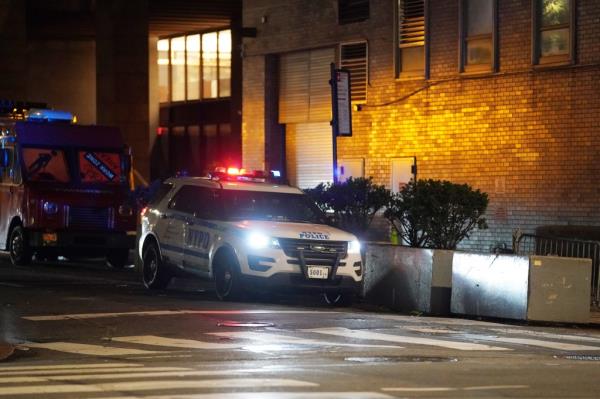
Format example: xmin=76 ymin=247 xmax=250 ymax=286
xmin=559 ymin=355 xmax=600 ymax=361
xmin=217 ymin=321 xmax=275 ymax=328
xmin=0 ymin=343 xmax=15 ymax=361
xmin=345 ymin=356 xmax=457 ymax=363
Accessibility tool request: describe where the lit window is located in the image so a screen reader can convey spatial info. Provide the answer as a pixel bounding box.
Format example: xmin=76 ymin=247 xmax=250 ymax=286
xmin=171 ymin=37 xmax=186 ymax=101
xmin=460 ymin=0 xmax=496 ymax=72
xmin=202 ymin=32 xmax=218 ymax=99
xmin=218 ymin=30 xmax=231 ymax=98
xmin=157 ymin=39 xmax=170 ymax=103
xmin=534 ymin=0 xmax=574 ymax=65
xmin=396 ymin=0 xmax=426 ymax=78
xmin=186 ymin=35 xmax=200 ymax=100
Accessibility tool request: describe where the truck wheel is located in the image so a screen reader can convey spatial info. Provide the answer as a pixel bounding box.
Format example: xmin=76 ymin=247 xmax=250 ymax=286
xmin=142 ymin=243 xmax=171 ymax=289
xmin=107 ymin=249 xmax=130 ymax=269
xmin=9 ymin=226 xmax=32 ymax=266
xmin=214 ymin=253 xmax=243 ymax=301
xmin=323 ymin=292 xmax=354 ymax=307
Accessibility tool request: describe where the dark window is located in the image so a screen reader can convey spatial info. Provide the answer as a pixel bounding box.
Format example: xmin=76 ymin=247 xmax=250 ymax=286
xmin=169 ymin=185 xmax=217 ymax=217
xmin=148 ymin=182 xmax=173 ymax=207
xmin=460 ymin=0 xmax=496 ymax=73
xmin=396 ymin=0 xmax=427 ymax=78
xmin=533 ymin=0 xmax=575 ymax=65
xmin=169 ymin=185 xmax=197 ymax=214
xmin=340 ymin=42 xmax=368 ymax=103
xmin=338 ymin=0 xmax=369 ymax=24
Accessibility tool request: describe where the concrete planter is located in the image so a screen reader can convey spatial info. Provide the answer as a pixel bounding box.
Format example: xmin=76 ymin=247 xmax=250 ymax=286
xmin=451 ymin=253 xmax=592 ymax=323
xmin=362 ymin=244 xmax=453 ymax=315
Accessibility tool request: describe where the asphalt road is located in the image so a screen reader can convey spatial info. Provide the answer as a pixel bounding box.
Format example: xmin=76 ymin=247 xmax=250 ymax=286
xmin=1 ymin=255 xmax=600 ymax=398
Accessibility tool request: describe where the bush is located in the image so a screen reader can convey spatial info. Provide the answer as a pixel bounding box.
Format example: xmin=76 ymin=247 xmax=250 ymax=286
xmin=385 ymin=179 xmax=488 ymax=249
xmin=305 ymin=177 xmax=392 ymax=237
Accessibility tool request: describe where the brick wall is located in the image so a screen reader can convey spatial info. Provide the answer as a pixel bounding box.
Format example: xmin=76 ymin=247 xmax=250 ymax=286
xmin=242 ymin=0 xmax=600 ymax=251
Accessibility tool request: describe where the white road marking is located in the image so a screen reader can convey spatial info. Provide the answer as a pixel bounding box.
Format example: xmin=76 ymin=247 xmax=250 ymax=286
xmin=463 ymin=385 xmax=529 ymax=390
xmin=0 ymin=363 xmax=139 ymax=372
xmin=209 ymin=331 xmax=404 ymax=350
xmin=0 ymin=282 xmax=24 ymax=288
xmin=0 ymin=366 xmax=188 ymax=376
xmin=25 ymin=342 xmax=159 ymax=356
xmin=307 ymin=328 xmax=510 ymax=351
xmin=100 ymin=393 xmax=395 ymax=399
xmin=111 ymin=335 xmax=240 ymax=350
xmin=463 ymin=335 xmax=600 ymax=351
xmin=381 ymin=387 xmax=457 ymax=392
xmin=401 ymin=327 xmax=458 ymax=334
xmin=0 ymin=379 xmax=318 ymax=396
xmin=0 ymin=369 xmax=264 ymax=384
xmin=489 ymin=328 xmax=600 ymax=344
xmin=23 ymin=309 xmax=339 ymax=321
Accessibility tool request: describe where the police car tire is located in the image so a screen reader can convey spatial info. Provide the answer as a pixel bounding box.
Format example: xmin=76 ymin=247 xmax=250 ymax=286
xmin=9 ymin=226 xmax=32 ymax=266
xmin=142 ymin=243 xmax=171 ymax=289
xmin=214 ymin=253 xmax=243 ymax=301
xmin=323 ymin=292 xmax=354 ymax=307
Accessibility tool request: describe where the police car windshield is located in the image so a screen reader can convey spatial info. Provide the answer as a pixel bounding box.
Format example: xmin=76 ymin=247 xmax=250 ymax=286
xmin=220 ymin=190 xmax=326 ymax=223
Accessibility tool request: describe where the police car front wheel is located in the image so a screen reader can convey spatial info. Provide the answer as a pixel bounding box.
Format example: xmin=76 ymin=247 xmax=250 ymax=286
xmin=214 ymin=253 xmax=243 ymax=301
xmin=142 ymin=243 xmax=172 ymax=289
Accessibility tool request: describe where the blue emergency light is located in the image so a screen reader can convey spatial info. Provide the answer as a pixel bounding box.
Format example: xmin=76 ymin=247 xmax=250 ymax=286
xmin=26 ymin=108 xmax=74 ymax=123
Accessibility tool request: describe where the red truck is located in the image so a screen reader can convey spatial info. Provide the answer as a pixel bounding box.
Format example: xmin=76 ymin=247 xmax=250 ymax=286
xmin=0 ymin=103 xmax=136 ymax=267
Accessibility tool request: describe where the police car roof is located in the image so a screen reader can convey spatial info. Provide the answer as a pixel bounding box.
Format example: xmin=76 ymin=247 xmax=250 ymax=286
xmin=166 ymin=176 xmax=304 ymax=195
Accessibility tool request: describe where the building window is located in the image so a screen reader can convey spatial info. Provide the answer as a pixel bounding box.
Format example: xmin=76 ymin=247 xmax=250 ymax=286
xmin=157 ymin=29 xmax=231 ymax=103
xmin=396 ymin=0 xmax=427 ymax=79
xmin=533 ymin=0 xmax=575 ymax=65
xmin=340 ymin=42 xmax=368 ymax=103
xmin=338 ymin=0 xmax=369 ymax=24
xmin=460 ymin=0 xmax=497 ymax=73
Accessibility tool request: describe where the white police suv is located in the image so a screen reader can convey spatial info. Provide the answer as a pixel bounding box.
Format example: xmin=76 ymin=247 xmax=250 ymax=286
xmin=138 ymin=170 xmax=363 ymax=304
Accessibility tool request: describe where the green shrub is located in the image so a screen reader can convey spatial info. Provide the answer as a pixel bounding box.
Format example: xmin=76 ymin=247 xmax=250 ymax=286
xmin=385 ymin=179 xmax=488 ymax=249
xmin=305 ymin=177 xmax=392 ymax=237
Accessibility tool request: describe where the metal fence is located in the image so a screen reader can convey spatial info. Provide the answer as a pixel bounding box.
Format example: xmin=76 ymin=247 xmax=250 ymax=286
xmin=513 ymin=230 xmax=600 ymax=305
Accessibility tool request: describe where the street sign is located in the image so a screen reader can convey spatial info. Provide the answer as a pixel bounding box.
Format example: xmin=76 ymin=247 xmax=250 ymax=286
xmin=330 ymin=65 xmax=352 ymax=137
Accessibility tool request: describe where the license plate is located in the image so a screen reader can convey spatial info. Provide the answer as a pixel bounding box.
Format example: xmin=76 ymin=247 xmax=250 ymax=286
xmin=42 ymin=233 xmax=57 ymax=245
xmin=307 ymin=266 xmax=329 ymax=279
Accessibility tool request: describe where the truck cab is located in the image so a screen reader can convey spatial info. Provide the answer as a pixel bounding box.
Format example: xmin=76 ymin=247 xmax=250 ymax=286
xmin=0 ymin=103 xmax=136 ymax=267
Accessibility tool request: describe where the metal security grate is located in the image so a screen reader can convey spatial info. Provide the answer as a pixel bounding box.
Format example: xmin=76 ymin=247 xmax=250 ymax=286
xmin=340 ymin=42 xmax=368 ymax=103
xmin=278 ymin=238 xmax=347 ymax=267
xmin=398 ymin=0 xmax=425 ymax=48
xmin=68 ymin=207 xmax=110 ymax=230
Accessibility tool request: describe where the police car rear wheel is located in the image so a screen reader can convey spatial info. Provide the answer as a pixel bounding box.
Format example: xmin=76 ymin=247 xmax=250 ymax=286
xmin=9 ymin=226 xmax=32 ymax=266
xmin=323 ymin=292 xmax=354 ymax=307
xmin=142 ymin=243 xmax=171 ymax=289
xmin=214 ymin=254 xmax=243 ymax=301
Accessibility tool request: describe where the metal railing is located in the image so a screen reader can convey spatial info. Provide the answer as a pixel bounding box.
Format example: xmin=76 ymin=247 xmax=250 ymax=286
xmin=513 ymin=230 xmax=600 ymax=305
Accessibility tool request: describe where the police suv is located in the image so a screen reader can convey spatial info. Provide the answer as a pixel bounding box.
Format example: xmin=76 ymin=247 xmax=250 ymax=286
xmin=138 ymin=169 xmax=362 ymax=304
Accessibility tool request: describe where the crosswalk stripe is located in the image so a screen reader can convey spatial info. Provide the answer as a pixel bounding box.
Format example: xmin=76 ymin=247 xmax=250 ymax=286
xmin=99 ymin=393 xmax=395 ymax=399
xmin=0 ymin=379 xmax=318 ymax=396
xmin=0 ymin=369 xmax=264 ymax=384
xmin=0 ymin=363 xmax=139 ymax=372
xmin=23 ymin=310 xmax=338 ymax=321
xmin=209 ymin=331 xmax=404 ymax=350
xmin=489 ymin=328 xmax=600 ymax=344
xmin=111 ymin=335 xmax=240 ymax=350
xmin=463 ymin=335 xmax=600 ymax=351
xmin=307 ymin=328 xmax=510 ymax=351
xmin=0 ymin=367 xmax=188 ymax=377
xmin=25 ymin=342 xmax=159 ymax=356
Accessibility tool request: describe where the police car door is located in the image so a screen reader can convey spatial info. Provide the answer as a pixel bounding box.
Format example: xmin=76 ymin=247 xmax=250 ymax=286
xmin=160 ymin=185 xmax=195 ymax=268
xmin=183 ymin=186 xmax=215 ymax=273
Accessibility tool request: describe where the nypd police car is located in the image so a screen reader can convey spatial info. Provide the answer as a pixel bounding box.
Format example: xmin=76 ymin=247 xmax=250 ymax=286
xmin=138 ymin=169 xmax=363 ymax=304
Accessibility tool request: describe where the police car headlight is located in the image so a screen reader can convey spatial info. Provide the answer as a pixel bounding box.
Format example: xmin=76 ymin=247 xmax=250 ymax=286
xmin=348 ymin=240 xmax=361 ymax=254
xmin=247 ymin=232 xmax=279 ymax=250
xmin=43 ymin=201 xmax=59 ymax=215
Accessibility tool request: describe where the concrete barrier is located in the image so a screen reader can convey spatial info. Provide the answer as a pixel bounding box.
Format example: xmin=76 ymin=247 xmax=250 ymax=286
xmin=451 ymin=253 xmax=591 ymax=323
xmin=363 ymin=244 xmax=453 ymax=315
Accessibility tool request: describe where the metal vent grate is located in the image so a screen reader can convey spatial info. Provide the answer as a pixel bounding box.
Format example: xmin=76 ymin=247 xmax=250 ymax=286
xmin=338 ymin=0 xmax=370 ymax=24
xmin=340 ymin=42 xmax=368 ymax=103
xmin=398 ymin=0 xmax=425 ymax=48
xmin=68 ymin=207 xmax=110 ymax=230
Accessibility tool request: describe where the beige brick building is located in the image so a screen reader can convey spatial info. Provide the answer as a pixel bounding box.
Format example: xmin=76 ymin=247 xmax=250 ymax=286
xmin=241 ymin=0 xmax=600 ymax=251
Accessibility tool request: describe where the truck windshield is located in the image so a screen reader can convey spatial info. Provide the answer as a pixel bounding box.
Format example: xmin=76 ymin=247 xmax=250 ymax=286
xmin=220 ymin=190 xmax=327 ymax=224
xmin=77 ymin=151 xmax=124 ymax=184
xmin=22 ymin=147 xmax=70 ymax=183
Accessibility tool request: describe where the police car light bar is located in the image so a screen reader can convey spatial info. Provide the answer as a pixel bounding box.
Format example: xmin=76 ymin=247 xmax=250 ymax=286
xmin=26 ymin=108 xmax=75 ymax=123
